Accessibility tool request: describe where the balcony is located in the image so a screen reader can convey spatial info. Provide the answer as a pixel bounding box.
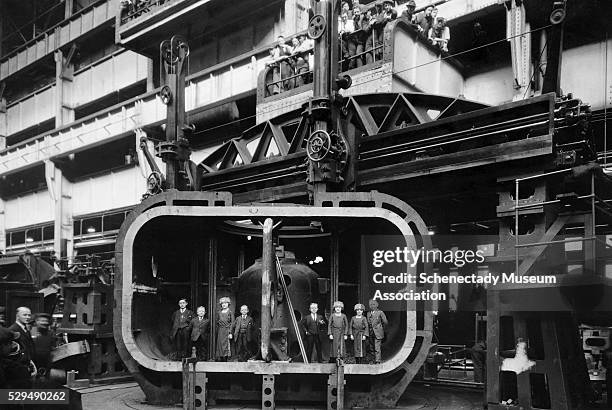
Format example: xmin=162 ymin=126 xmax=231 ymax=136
xmin=257 ymin=20 xmax=465 ymax=122
xmin=0 ymin=0 xmax=114 ymax=83
xmin=0 ymin=43 xmax=273 ymax=176
xmin=116 ymin=0 xmax=285 ymax=57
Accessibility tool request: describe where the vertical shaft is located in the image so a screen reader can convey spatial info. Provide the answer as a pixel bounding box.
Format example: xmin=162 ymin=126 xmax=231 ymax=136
xmin=261 ymin=218 xmax=275 ymax=361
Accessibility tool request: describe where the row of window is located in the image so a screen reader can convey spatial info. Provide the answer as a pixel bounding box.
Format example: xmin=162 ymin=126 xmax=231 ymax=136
xmin=4 ymin=209 xmax=132 ymax=249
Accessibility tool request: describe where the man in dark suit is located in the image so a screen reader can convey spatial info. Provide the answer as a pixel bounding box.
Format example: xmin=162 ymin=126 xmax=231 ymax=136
xmin=0 ymin=326 xmax=32 ymax=388
xmin=8 ymin=307 xmax=36 ymax=376
xmin=301 ymin=302 xmax=325 ymax=363
xmin=171 ymin=298 xmax=194 ymax=359
xmin=232 ymin=305 xmax=254 ymax=361
xmin=190 ymin=306 xmax=210 ymax=360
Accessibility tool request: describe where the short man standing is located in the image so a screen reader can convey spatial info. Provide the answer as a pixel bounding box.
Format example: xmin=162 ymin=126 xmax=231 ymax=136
xmin=171 ymin=298 xmax=194 ymax=359
xmin=366 ymin=299 xmax=388 ymax=364
xmin=232 ymin=305 xmax=254 ymax=361
xmin=190 ymin=306 xmax=210 ymax=360
xmin=301 ymin=302 xmax=326 ymax=363
xmin=9 ymin=307 xmax=36 ymax=375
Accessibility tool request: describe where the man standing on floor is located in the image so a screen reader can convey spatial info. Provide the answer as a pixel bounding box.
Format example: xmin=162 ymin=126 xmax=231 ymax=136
xmin=301 ymin=302 xmax=326 ymax=363
xmin=232 ymin=305 xmax=254 ymax=361
xmin=171 ymin=298 xmax=194 ymax=359
xmin=9 ymin=307 xmax=36 ymax=376
xmin=367 ymin=299 xmax=388 ymax=364
xmin=190 ymin=306 xmax=210 ymax=360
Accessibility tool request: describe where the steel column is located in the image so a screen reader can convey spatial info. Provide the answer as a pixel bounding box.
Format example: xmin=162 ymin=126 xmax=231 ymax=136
xmin=261 ymin=218 xmax=275 ymax=361
xmin=207 ymin=237 xmax=217 ymax=361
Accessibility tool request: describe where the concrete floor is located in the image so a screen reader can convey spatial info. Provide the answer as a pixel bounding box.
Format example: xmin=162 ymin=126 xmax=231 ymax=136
xmin=80 ymin=382 xmax=486 ymax=410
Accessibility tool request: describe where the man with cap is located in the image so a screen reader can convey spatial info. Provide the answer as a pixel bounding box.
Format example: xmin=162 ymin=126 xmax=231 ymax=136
xmin=0 ymin=327 xmax=32 ymax=388
xmin=31 ymin=313 xmax=55 ymax=375
xmin=399 ymin=0 xmax=418 ymax=26
xmin=9 ymin=307 xmax=36 ymax=375
xmin=374 ymin=1 xmax=397 ymax=60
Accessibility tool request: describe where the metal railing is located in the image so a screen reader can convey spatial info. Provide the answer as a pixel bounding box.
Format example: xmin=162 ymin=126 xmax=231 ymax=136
xmin=120 ymin=0 xmax=174 ymax=24
xmin=263 ymin=32 xmax=385 ymax=98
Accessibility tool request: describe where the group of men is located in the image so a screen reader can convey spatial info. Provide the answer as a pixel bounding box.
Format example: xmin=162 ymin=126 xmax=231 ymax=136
xmin=265 ymin=35 xmax=315 ymax=95
xmin=338 ymin=0 xmax=451 ymax=70
xmin=0 ymin=306 xmax=55 ymax=388
xmin=170 ymin=299 xmax=256 ymax=362
xmin=266 ymin=0 xmax=451 ymax=95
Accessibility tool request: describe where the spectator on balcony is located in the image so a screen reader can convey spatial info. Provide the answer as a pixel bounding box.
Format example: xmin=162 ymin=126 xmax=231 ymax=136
xmin=399 ymin=0 xmax=418 ymax=26
xmin=431 ymin=6 xmax=439 ymax=23
xmin=372 ymin=1 xmax=397 ymax=61
xmin=341 ymin=1 xmax=351 ymax=17
xmin=428 ymin=17 xmax=450 ymax=52
xmin=363 ymin=5 xmax=378 ymax=64
xmin=266 ymin=36 xmax=293 ymax=95
xmin=298 ymin=34 xmax=315 ymax=70
xmin=277 ymin=36 xmax=294 ymax=91
xmin=417 ymin=6 xmax=435 ymax=35
xmin=292 ymin=36 xmax=312 ymax=87
xmin=339 ymin=12 xmax=356 ymax=72
xmin=349 ymin=5 xmax=368 ymax=68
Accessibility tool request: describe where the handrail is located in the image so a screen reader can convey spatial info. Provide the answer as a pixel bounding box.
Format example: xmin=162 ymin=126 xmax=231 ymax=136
xmin=0 ymin=0 xmax=111 ymax=63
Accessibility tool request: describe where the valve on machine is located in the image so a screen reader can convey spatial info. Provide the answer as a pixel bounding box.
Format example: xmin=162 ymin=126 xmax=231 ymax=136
xmin=308 ymin=15 xmax=326 ymax=39
xmin=550 ymin=0 xmax=567 ymax=25
xmin=306 ymin=130 xmax=348 ymax=164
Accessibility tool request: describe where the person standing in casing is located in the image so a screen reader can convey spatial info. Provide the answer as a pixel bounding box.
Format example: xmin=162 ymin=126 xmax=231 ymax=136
xmin=301 ymin=302 xmax=326 ymax=363
xmin=349 ymin=304 xmax=369 ymax=363
xmin=232 ymin=305 xmax=254 ymax=361
xmin=328 ymin=301 xmax=349 ymax=362
xmin=170 ymin=298 xmax=194 ymax=359
xmin=367 ymin=299 xmax=388 ymax=364
xmin=190 ymin=306 xmax=209 ymax=360
xmin=216 ymin=297 xmax=234 ymax=361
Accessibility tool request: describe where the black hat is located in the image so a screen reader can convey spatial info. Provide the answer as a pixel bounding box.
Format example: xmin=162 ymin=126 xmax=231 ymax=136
xmin=0 ymin=327 xmax=20 ymax=344
xmin=35 ymin=313 xmax=52 ymax=320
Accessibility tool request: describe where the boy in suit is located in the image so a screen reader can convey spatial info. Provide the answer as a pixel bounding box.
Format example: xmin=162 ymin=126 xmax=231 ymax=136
xmin=301 ymin=302 xmax=326 ymax=363
xmin=190 ymin=306 xmax=209 ymax=360
xmin=171 ymin=298 xmax=194 ymax=359
xmin=232 ymin=305 xmax=254 ymax=361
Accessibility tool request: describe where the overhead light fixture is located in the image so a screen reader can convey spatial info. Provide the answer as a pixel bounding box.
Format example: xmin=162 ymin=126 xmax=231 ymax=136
xmin=247 ymin=235 xmax=252 ymax=241
xmin=26 ymin=237 xmax=34 ymax=243
xmin=86 ymin=226 xmax=96 ymax=234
